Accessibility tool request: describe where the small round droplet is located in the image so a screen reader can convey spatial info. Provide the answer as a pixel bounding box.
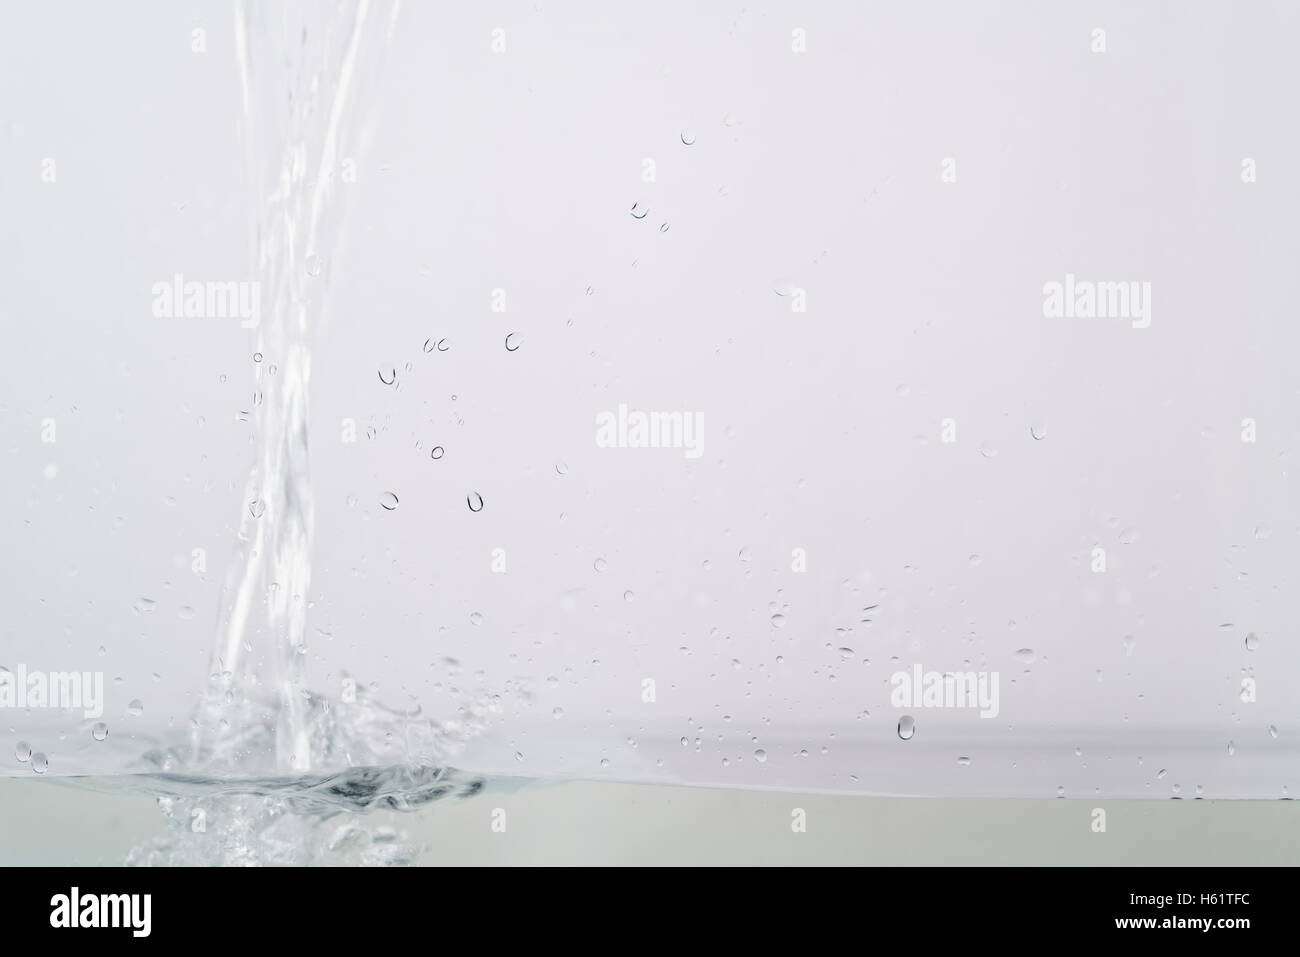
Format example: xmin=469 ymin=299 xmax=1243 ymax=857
xmin=600 ymin=757 xmax=610 ymax=769
xmin=659 ymin=222 xmax=670 ymax=232
xmin=593 ymin=557 xmax=608 ymax=573
xmin=956 ymin=756 xmax=971 ymax=767
xmin=248 ymin=499 xmax=266 ymax=519
xmin=127 ymin=699 xmax=144 ymax=716
xmin=1029 ymin=420 xmax=1047 ymax=441
xmin=1245 ymin=632 xmax=1260 ymax=651
xmin=469 ymin=612 xmax=483 ymax=626
xmin=1227 ymin=740 xmax=1236 ymax=756
xmin=31 ymin=753 xmax=48 ymax=774
xmin=1014 ymin=648 xmax=1036 ymax=664
xmin=91 ymin=722 xmax=109 ymax=742
xmin=514 ymin=751 xmax=524 ymax=762
xmin=467 ymin=492 xmax=484 ymax=512
xmin=378 ymin=368 xmax=397 ymax=385
xmin=754 ymin=749 xmax=767 ymax=763
xmin=837 ymin=647 xmax=855 ymax=659
xmin=504 ymin=333 xmax=520 ymax=352
xmin=630 ymin=203 xmax=648 ymax=219
xmin=380 ymin=492 xmax=399 ymax=511
xmin=555 ymin=461 xmax=569 ymax=475
xmin=253 ymin=352 xmax=263 ymax=363
xmin=430 ymin=446 xmax=445 ymax=460
xmin=897 ymin=715 xmax=916 ymax=740
xmin=1268 ymin=725 xmax=1278 ymax=740
xmin=305 ymin=254 xmax=322 ymax=277
xmin=738 ymin=546 xmax=752 ymax=563
xmin=623 ymin=590 xmax=635 ymax=603
xmin=680 ymin=130 xmax=696 ymax=146
xmin=979 ymin=441 xmax=998 ymax=459
xmin=15 ymin=741 xmax=31 ymax=763
xmin=552 ymin=707 xmax=565 ymax=720
xmin=770 ymin=613 xmax=785 ymax=628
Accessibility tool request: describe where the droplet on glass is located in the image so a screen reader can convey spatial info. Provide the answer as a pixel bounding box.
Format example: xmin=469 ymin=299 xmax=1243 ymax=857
xmin=305 ymin=254 xmax=322 ymax=277
xmin=1030 ymin=420 xmax=1047 ymax=441
xmin=897 ymin=715 xmax=916 ymax=740
xmin=504 ymin=333 xmax=520 ymax=352
xmin=467 ymin=492 xmax=484 ymax=512
xmin=680 ymin=130 xmax=696 ymax=146
xmin=630 ymin=203 xmax=648 ymax=219
xmin=430 ymin=447 xmax=445 ymax=460
xmin=31 ymin=753 xmax=48 ymax=774
xmin=659 ymin=222 xmax=670 ymax=232
xmin=1014 ymin=648 xmax=1036 ymax=664
xmin=754 ymin=749 xmax=767 ymax=763
xmin=127 ymin=699 xmax=144 ymax=716
xmin=555 ymin=461 xmax=569 ymax=475
xmin=378 ymin=368 xmax=397 ymax=385
xmin=380 ymin=492 xmax=399 ymax=511
xmin=469 ymin=612 xmax=483 ymax=626
xmin=956 ymin=756 xmax=971 ymax=766
xmin=593 ymin=557 xmax=608 ymax=573
xmin=1245 ymin=632 xmax=1260 ymax=651
xmin=15 ymin=742 xmax=31 ymax=763
xmin=248 ymin=499 xmax=266 ymax=519
xmin=92 ymin=722 xmax=109 ymax=741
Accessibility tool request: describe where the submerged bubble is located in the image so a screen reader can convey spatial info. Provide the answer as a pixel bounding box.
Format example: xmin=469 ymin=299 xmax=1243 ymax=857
xmin=897 ymin=715 xmax=916 ymax=740
xmin=380 ymin=492 xmax=399 ymax=511
xmin=91 ymin=722 xmax=109 ymax=742
xmin=466 ymin=492 xmax=484 ymax=512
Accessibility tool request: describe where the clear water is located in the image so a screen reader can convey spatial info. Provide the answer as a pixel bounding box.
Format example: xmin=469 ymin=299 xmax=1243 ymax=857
xmin=117 ymin=0 xmax=509 ymax=866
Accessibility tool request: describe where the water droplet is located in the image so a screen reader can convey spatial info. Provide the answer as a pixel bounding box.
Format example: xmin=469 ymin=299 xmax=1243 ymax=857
xmin=1029 ymin=419 xmax=1047 ymax=441
xmin=956 ymin=756 xmax=971 ymax=767
xmin=754 ymin=749 xmax=767 ymax=763
xmin=31 ymin=753 xmax=48 ymax=774
xmin=680 ymin=130 xmax=696 ymax=146
xmin=1119 ymin=526 xmax=1139 ymax=545
xmin=1245 ymin=632 xmax=1260 ymax=651
xmin=380 ymin=492 xmax=399 ymax=511
xmin=968 ymin=554 xmax=982 ymax=566
xmin=1122 ymin=634 xmax=1136 ymax=656
xmin=253 ymin=352 xmax=263 ymax=363
xmin=770 ymin=613 xmax=785 ymax=628
xmin=979 ymin=441 xmax=998 ymax=459
xmin=738 ymin=546 xmax=752 ymax=563
xmin=659 ymin=222 xmax=670 ymax=232
xmin=133 ymin=597 xmax=157 ymax=615
xmin=430 ymin=446 xmax=445 ymax=460
xmin=469 ymin=612 xmax=484 ymax=627
xmin=514 ymin=751 xmax=524 ymax=762
xmin=378 ymin=368 xmax=397 ymax=385
xmin=555 ymin=461 xmax=569 ymax=475
xmin=1269 ymin=725 xmax=1278 ymax=740
xmin=837 ymin=647 xmax=855 ymax=659
xmin=504 ymin=333 xmax=520 ymax=352
xmin=623 ymin=590 xmax=635 ymax=602
xmin=600 ymin=757 xmax=610 ymax=769
xmin=467 ymin=492 xmax=484 ymax=512
xmin=593 ymin=557 xmax=608 ymax=573
xmin=1227 ymin=740 xmax=1236 ymax=756
xmin=1014 ymin=648 xmax=1036 ymax=664
xmin=1055 ymin=785 xmax=1065 ymax=797
xmin=178 ymin=605 xmax=196 ymax=621
xmin=552 ymin=707 xmax=565 ymax=720
xmin=305 ymin=253 xmax=322 ymax=277
xmin=897 ymin=715 xmax=916 ymax=740
xmin=91 ymin=722 xmax=108 ymax=742
xmin=248 ymin=499 xmax=266 ymax=519
xmin=630 ymin=203 xmax=648 ymax=219
xmin=15 ymin=742 xmax=31 ymax=763
xmin=127 ymin=699 xmax=144 ymax=716
xmin=1157 ymin=768 xmax=1168 ymax=779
